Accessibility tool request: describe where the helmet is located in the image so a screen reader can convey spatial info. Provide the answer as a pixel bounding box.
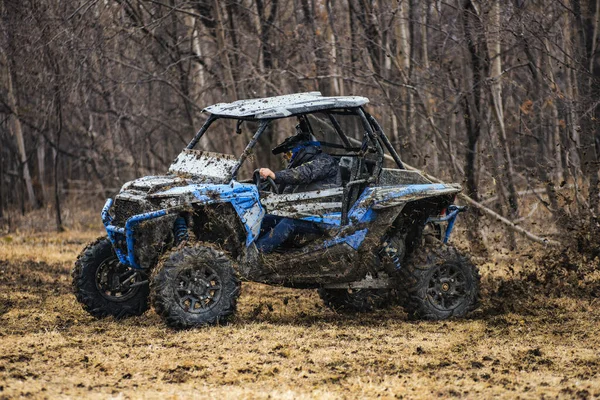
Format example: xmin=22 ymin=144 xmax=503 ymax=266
xmin=272 ymin=120 xmax=317 ymax=155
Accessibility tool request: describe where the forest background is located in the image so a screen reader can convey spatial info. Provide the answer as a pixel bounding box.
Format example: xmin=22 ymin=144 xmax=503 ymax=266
xmin=1 ymin=0 xmax=599 ymax=250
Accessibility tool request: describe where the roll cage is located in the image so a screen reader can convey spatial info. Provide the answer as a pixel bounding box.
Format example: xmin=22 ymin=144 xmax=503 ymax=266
xmin=185 ymin=106 xmax=405 ymax=184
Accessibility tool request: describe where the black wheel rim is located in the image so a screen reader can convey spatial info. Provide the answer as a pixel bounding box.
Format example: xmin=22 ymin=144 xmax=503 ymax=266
xmin=175 ymin=265 xmax=222 ymax=314
xmin=426 ymin=262 xmax=468 ymax=311
xmin=95 ymin=257 xmax=140 ymax=302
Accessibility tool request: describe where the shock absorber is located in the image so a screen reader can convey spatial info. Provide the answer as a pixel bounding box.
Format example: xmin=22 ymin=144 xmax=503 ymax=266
xmin=380 ymin=234 xmax=405 ymax=272
xmin=173 ymin=216 xmax=189 ymax=245
xmin=379 ymin=239 xmax=403 ymax=273
xmin=384 ymin=245 xmax=403 ymax=271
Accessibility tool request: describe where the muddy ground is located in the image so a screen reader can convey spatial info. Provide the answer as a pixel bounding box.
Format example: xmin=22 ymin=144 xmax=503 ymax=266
xmin=0 ymin=229 xmax=599 ymax=399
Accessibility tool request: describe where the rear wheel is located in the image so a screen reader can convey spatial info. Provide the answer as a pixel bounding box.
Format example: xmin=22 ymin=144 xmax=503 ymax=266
xmin=151 ymin=245 xmax=240 ymax=329
xmin=72 ymin=237 xmax=149 ymax=318
xmin=399 ymin=236 xmax=480 ymax=320
xmin=318 ymin=288 xmax=393 ymax=312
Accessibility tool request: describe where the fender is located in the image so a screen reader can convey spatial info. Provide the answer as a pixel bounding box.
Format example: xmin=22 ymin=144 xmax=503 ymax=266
xmin=150 ymin=181 xmax=265 ymax=245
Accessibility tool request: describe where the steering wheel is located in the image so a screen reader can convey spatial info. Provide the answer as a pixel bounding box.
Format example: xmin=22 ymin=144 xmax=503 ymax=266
xmin=253 ymin=169 xmax=279 ymax=194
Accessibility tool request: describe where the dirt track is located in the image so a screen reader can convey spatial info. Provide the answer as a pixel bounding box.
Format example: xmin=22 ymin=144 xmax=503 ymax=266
xmin=1 ymin=230 xmax=599 ymax=399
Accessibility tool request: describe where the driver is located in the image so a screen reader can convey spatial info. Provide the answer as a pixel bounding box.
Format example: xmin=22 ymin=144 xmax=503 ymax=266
xmin=258 ymin=120 xmax=338 ymax=193
xmin=256 ymin=120 xmax=339 ymax=253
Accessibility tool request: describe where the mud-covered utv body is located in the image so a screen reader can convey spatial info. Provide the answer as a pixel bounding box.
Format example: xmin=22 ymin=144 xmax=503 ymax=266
xmin=73 ymin=92 xmax=479 ymax=328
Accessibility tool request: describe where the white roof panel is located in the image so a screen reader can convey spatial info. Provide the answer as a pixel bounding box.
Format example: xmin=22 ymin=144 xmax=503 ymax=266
xmin=203 ymin=92 xmax=369 ymax=119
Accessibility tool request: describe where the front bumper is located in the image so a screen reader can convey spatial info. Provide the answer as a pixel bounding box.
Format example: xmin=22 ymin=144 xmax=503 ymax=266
xmin=101 ymin=198 xmax=183 ymax=269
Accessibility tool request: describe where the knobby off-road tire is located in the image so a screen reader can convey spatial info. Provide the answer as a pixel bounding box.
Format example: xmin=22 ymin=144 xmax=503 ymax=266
xmin=72 ymin=237 xmax=149 ymax=319
xmin=400 ymin=236 xmax=480 ymax=320
xmin=151 ymin=245 xmax=240 ymax=329
xmin=318 ymin=288 xmax=393 ymax=313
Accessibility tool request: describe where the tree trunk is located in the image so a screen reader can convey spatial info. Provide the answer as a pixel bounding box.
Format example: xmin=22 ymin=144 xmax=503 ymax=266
xmin=487 ymin=0 xmax=519 ymax=219
xmin=54 ymin=88 xmax=64 ymax=232
xmin=543 ymin=36 xmax=565 ymax=184
xmin=37 ymin=137 xmax=47 ymax=204
xmin=256 ymin=0 xmax=278 ymax=72
xmin=396 ymin=0 xmax=411 ymax=157
xmin=212 ymin=0 xmax=237 ymax=101
xmin=326 ymin=0 xmax=343 ymax=95
xmin=300 ymin=0 xmax=331 ymax=94
xmin=461 ymin=0 xmax=484 ymax=202
xmin=489 ymin=125 xmax=517 ymax=249
xmin=563 ymin=14 xmax=581 ymax=184
xmin=407 ymin=0 xmax=417 ymax=162
xmin=4 ymin=60 xmax=37 ymax=210
xmin=573 ymin=0 xmax=600 ymax=212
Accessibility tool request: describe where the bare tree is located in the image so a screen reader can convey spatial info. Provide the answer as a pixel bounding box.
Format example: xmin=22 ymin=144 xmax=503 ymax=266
xmin=0 ymin=0 xmax=598 ymax=248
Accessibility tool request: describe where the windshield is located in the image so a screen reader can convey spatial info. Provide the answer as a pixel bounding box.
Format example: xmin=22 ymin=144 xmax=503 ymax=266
xmin=169 ymin=149 xmax=238 ymax=183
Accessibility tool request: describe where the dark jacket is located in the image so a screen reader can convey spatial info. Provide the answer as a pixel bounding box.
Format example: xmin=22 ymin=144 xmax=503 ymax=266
xmin=273 ymin=145 xmax=339 ymax=193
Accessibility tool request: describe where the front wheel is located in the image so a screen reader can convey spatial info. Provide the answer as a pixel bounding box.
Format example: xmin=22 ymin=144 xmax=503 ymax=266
xmin=72 ymin=237 xmax=149 ymax=318
xmin=151 ymin=245 xmax=240 ymax=329
xmin=399 ymin=237 xmax=480 ymax=320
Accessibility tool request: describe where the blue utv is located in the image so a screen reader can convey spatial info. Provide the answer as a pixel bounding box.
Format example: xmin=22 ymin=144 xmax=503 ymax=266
xmin=72 ymin=92 xmax=480 ymax=329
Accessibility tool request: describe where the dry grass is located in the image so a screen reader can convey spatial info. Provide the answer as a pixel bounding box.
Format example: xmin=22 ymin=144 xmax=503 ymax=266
xmin=1 ymin=227 xmax=599 ymax=399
